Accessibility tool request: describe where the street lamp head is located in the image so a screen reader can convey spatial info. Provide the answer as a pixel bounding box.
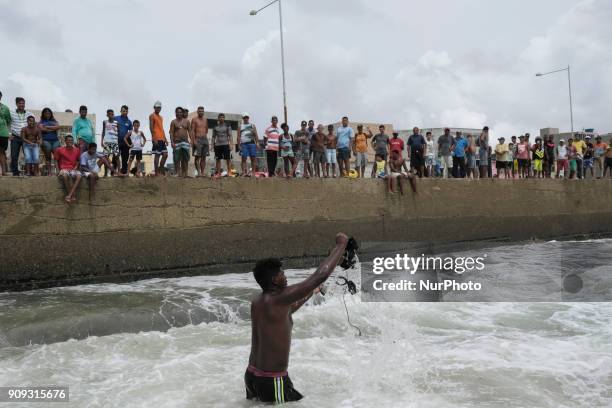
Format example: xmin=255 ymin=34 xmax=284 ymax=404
xmin=249 ymin=10 xmax=258 ymax=15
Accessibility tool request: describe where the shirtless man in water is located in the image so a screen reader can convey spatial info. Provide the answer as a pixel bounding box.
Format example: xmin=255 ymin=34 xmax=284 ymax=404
xmin=388 ymin=149 xmax=417 ymax=195
xmin=245 ymin=233 xmax=349 ymax=404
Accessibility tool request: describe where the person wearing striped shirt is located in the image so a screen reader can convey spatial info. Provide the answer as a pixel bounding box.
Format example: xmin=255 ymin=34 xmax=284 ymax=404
xmin=264 ymin=116 xmax=281 ymax=177
xmin=10 ymin=97 xmax=33 ymax=176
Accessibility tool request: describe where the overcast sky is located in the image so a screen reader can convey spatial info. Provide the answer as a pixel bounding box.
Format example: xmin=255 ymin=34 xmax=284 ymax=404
xmin=1 ymin=0 xmax=610 ymax=138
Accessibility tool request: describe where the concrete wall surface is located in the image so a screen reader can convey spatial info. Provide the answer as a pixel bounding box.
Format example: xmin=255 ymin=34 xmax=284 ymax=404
xmin=1 ymin=177 xmax=611 ymax=291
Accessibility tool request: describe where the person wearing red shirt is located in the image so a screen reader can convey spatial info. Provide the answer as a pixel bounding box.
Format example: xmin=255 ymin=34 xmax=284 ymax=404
xmin=389 ymin=132 xmax=404 ymax=156
xmin=54 ymin=135 xmax=83 ymax=204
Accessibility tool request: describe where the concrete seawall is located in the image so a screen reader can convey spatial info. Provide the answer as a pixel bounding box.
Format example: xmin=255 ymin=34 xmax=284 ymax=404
xmin=1 ymin=177 xmax=611 ymax=291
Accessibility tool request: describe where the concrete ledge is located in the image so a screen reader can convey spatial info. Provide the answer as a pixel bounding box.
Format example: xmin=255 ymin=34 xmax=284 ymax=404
xmin=1 ymin=177 xmax=611 ymax=291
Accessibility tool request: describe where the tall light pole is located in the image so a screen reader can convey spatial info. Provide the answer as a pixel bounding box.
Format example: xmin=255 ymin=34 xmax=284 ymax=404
xmin=535 ymin=65 xmax=574 ymax=135
xmin=250 ymin=0 xmax=288 ymax=125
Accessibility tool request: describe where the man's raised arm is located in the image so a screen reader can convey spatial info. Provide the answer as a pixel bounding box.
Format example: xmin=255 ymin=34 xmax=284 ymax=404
xmin=274 ymin=233 xmax=349 ymax=306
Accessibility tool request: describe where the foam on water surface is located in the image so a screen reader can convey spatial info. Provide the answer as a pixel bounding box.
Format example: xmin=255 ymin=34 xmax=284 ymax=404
xmin=0 ymin=241 xmax=611 ymax=407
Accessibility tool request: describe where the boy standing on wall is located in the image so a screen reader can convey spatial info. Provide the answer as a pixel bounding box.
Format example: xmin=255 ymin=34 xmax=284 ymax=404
xmin=325 ymin=125 xmax=337 ymax=178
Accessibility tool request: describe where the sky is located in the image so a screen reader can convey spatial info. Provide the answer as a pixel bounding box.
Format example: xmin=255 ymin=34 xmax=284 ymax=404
xmin=0 ymin=0 xmax=611 ymax=139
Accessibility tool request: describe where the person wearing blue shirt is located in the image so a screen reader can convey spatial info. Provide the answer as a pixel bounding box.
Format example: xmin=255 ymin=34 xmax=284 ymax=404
xmin=116 ymin=105 xmax=133 ymax=175
xmin=335 ymin=116 xmax=354 ymax=176
xmin=453 ymin=132 xmax=468 ymax=178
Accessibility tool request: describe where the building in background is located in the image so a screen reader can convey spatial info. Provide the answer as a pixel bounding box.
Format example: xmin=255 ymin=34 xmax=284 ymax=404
xmin=540 ymin=127 xmax=601 ymax=143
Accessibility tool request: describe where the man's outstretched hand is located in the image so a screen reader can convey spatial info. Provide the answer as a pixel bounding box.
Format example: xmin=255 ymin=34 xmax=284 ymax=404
xmin=336 ymin=233 xmax=349 ymax=246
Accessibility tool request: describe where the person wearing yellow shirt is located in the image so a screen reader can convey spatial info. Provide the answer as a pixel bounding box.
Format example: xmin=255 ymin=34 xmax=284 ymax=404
xmin=572 ymin=135 xmax=587 ymax=179
xmin=352 ymin=124 xmax=372 ymax=178
xmin=494 ymin=137 xmax=510 ymax=179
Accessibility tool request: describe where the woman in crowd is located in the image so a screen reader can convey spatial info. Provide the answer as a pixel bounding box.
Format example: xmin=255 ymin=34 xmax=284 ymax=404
xmin=39 ymin=108 xmax=61 ymax=176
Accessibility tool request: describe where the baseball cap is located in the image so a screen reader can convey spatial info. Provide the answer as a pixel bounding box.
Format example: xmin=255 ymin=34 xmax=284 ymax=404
xmin=559 ymin=139 xmax=565 ymax=142
xmin=242 ymin=112 xmax=250 ymax=118
xmin=154 ymin=101 xmax=162 ymax=108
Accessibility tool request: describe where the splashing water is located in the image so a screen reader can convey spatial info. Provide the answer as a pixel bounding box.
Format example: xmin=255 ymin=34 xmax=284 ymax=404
xmin=0 ymin=241 xmax=611 ymax=407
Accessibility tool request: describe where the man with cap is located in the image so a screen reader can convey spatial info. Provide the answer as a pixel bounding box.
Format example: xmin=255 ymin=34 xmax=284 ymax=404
xmin=593 ymin=135 xmax=608 ymax=179
xmin=238 ymin=113 xmax=259 ymax=176
xmin=556 ymin=139 xmax=568 ymax=178
xmin=191 ymin=106 xmax=210 ymax=177
xmin=494 ymin=137 xmax=509 ymax=179
xmin=149 ymin=101 xmax=168 ymax=176
xmin=437 ymin=128 xmax=454 ymax=178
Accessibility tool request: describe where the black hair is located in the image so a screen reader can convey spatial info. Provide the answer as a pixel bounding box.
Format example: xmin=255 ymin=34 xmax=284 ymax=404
xmin=271 ymin=116 xmax=278 ymax=121
xmin=16 ymin=97 xmax=25 ymax=104
xmin=218 ymin=113 xmax=225 ymax=118
xmin=253 ymin=258 xmax=282 ymax=290
xmin=483 ymin=126 xmax=489 ymax=131
xmin=121 ymin=105 xmax=129 ymax=110
xmin=328 ymin=124 xmax=334 ymax=130
xmin=41 ymin=107 xmax=55 ymax=122
xmin=281 ymin=123 xmax=288 ymax=130
xmin=27 ymin=115 xmax=35 ymax=120
xmin=175 ymin=107 xmax=183 ymax=113
xmin=133 ymin=120 xmax=140 ymax=125
xmin=65 ymin=135 xmax=74 ymax=140
xmin=107 ymin=109 xmax=114 ymax=114
xmin=342 ymin=116 xmax=348 ymax=120
xmin=88 ymin=142 xmax=97 ymax=149
xmin=426 ymin=131 xmax=432 ymax=136
xmin=79 ymin=105 xmax=87 ymax=111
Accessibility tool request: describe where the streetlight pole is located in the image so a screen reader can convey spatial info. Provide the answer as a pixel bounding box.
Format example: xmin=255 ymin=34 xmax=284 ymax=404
xmin=250 ymin=0 xmax=288 ymax=125
xmin=535 ymin=65 xmax=574 ymax=135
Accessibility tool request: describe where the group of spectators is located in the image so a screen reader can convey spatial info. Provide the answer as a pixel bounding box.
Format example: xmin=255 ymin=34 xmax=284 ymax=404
xmin=1 ymin=93 xmax=611 ymax=202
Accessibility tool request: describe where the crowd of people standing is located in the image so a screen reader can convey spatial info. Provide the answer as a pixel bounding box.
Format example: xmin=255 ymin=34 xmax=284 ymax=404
xmin=1 ymin=93 xmax=612 ymax=202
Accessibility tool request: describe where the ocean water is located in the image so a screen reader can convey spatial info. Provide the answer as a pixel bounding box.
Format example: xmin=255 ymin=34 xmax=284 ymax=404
xmin=0 ymin=240 xmax=611 ymax=408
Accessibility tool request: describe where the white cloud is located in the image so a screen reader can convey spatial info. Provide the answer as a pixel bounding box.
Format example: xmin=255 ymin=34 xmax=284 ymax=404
xmin=1 ymin=0 xmax=610 ymax=138
xmin=3 ymin=73 xmax=69 ymax=111
xmin=242 ymin=31 xmax=279 ymax=69
xmin=418 ymin=51 xmax=452 ymax=70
